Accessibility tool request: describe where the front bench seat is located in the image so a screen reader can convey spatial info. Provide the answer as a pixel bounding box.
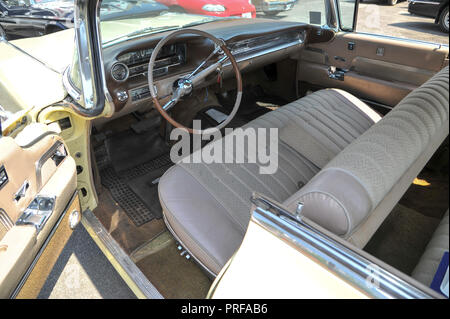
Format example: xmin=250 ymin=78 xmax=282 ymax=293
xmin=160 ymin=67 xmax=448 ymax=276
xmin=159 ymin=89 xmax=381 ymax=276
xmin=284 ymin=67 xmax=449 ymax=247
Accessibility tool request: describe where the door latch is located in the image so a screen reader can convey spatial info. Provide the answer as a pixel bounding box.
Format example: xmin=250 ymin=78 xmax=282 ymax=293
xmin=16 ymin=196 xmax=56 ymax=232
xmin=328 ymin=66 xmax=346 ymax=81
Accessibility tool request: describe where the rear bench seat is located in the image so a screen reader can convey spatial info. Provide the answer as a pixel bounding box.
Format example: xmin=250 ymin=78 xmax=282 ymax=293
xmin=159 ymin=67 xmax=449 ymax=276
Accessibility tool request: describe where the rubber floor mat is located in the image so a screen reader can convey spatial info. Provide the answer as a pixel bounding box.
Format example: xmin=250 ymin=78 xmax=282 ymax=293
xmin=96 ymin=138 xmax=173 ymax=226
xmin=105 ymin=129 xmax=169 ymax=173
xmin=126 ymin=167 xmax=168 ymax=219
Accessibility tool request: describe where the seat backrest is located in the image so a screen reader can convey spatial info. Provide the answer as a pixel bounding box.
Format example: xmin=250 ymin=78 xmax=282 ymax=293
xmin=283 ymin=67 xmax=449 ymax=247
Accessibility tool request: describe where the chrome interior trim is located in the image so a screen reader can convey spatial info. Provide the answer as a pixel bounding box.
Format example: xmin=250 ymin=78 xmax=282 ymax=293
xmin=82 ymin=209 xmax=164 ymax=299
xmin=35 ymin=141 xmax=66 ymax=190
xmin=354 ymin=31 xmax=448 ymax=48
xmin=110 ymin=62 xmax=130 ymax=82
xmin=235 ymin=40 xmax=303 ymax=62
xmin=63 ymin=67 xmax=82 ymax=103
xmin=20 ymin=131 xmax=59 ymax=149
xmin=67 ymin=0 xmax=112 ymax=116
xmin=16 ymin=196 xmax=57 ymax=232
xmin=250 ymin=193 xmax=441 ymax=299
xmin=10 ymin=191 xmax=78 ymax=299
xmin=74 ymin=0 xmax=95 ymax=109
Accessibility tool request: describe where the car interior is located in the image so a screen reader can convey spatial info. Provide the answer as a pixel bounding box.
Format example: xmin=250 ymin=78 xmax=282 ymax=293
xmin=70 ymin=8 xmax=449 ymax=298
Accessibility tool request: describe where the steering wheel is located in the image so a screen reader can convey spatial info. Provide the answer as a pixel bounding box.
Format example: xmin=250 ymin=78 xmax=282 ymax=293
xmin=148 ymin=29 xmax=242 ymax=134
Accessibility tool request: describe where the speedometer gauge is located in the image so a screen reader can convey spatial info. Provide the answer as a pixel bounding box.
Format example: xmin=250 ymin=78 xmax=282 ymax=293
xmin=111 ymin=63 xmax=129 ymax=82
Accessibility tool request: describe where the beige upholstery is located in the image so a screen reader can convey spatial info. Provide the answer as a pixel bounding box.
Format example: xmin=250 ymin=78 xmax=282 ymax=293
xmin=412 ymin=211 xmax=449 ymax=287
xmin=160 ymin=67 xmax=449 ymax=276
xmin=284 ymin=67 xmax=449 ymax=244
xmin=159 ymin=89 xmax=380 ymax=275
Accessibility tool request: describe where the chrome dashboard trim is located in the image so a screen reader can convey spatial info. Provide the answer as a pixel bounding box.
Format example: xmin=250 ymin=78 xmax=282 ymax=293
xmin=128 ymin=38 xmax=303 ymax=83
xmin=250 ymin=193 xmax=441 ymax=299
xmin=126 ymin=38 xmax=303 ymax=103
xmin=230 ymin=38 xmax=303 ymax=64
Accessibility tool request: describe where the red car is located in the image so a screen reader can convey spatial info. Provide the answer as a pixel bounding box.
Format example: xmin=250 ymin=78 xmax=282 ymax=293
xmin=157 ymin=0 xmax=256 ymax=18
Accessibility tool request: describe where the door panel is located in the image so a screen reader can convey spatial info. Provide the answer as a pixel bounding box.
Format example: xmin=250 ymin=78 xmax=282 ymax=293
xmin=0 ymin=124 xmax=78 ymax=298
xmin=299 ymin=32 xmax=449 ymax=107
xmin=15 ymin=192 xmax=80 ymax=299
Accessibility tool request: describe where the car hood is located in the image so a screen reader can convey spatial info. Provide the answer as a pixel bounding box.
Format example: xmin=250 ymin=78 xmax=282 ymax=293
xmin=0 ymin=29 xmax=74 ymax=113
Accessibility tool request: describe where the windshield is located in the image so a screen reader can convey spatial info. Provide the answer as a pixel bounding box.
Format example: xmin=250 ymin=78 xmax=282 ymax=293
xmin=99 ymin=0 xmax=311 ymax=45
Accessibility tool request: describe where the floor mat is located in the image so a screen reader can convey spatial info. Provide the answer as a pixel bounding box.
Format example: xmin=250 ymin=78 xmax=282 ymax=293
xmin=105 ymin=129 xmax=169 ymax=173
xmin=126 ymin=167 xmax=168 ymax=219
xmin=94 ymin=190 xmax=166 ymax=254
xmin=364 ymin=204 xmax=441 ymax=275
xmin=96 ymin=130 xmax=173 ymax=226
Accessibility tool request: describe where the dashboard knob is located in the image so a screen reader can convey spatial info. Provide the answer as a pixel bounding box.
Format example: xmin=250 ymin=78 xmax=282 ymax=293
xmin=116 ymin=90 xmax=129 ymax=102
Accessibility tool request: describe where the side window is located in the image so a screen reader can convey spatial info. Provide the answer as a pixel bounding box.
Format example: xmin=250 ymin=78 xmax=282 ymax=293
xmin=279 ymin=0 xmax=327 ymax=26
xmin=353 ymin=1 xmax=448 ymax=45
xmin=237 ymin=0 xmax=329 ymax=27
xmin=338 ymin=0 xmax=358 ymax=31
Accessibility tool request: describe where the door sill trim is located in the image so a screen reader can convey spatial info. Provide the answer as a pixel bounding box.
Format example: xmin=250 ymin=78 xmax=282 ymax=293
xmin=81 ymin=209 xmax=163 ymax=299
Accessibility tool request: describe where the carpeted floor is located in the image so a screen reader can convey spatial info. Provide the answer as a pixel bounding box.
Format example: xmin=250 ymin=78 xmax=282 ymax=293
xmin=365 ymin=204 xmax=441 ymax=275
xmin=93 ymin=190 xmax=166 ymax=254
xmin=399 ymin=167 xmax=449 ymax=219
xmin=135 ymin=236 xmax=212 ymax=299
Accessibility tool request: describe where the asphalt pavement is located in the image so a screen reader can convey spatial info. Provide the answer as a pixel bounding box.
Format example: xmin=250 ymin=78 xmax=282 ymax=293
xmin=38 ymin=224 xmax=136 ymax=299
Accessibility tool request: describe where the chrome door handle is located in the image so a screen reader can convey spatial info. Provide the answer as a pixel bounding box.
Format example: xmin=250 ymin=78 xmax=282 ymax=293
xmin=328 ymin=66 xmax=346 ymax=81
xmin=14 ymin=180 xmax=30 ymax=202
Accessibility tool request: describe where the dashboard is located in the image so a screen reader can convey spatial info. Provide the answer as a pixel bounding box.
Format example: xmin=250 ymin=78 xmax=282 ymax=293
xmin=101 ymin=19 xmax=322 ymax=115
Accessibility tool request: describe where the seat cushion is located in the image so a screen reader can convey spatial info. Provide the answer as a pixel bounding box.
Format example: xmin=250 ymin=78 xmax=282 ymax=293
xmin=159 ymin=89 xmax=379 ymax=275
xmin=412 ymin=211 xmax=449 ymax=287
